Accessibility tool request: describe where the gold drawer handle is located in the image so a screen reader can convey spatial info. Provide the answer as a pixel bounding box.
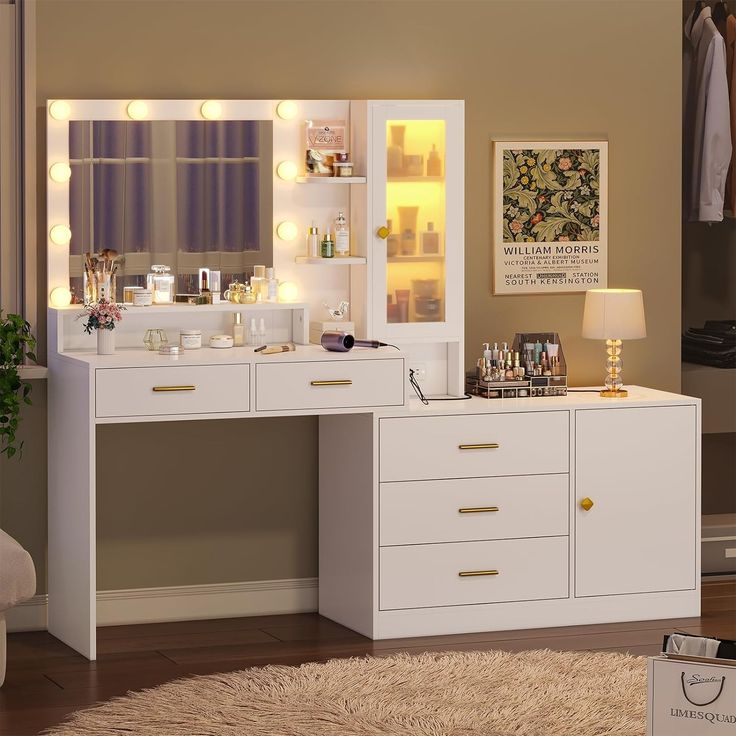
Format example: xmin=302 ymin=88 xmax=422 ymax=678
xmin=310 ymin=379 xmax=353 ymax=386
xmin=458 ymin=506 xmax=499 ymax=514
xmin=152 ymin=385 xmax=196 ymax=392
xmin=458 ymin=443 xmax=500 ymax=450
xmin=580 ymin=497 xmax=594 ymax=512
xmin=459 ymin=569 xmax=499 ymax=577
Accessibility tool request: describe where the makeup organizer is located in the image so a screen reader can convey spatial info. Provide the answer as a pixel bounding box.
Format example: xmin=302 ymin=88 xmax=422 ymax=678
xmin=466 ymin=332 xmax=568 ymax=399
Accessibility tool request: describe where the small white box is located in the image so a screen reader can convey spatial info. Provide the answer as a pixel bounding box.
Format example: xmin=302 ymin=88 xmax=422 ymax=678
xmin=647 ymin=655 xmax=736 ymax=735
xmin=310 ymin=320 xmax=355 ymax=345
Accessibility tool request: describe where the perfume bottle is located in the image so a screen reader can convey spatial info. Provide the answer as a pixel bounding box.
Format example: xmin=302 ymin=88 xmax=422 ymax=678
xmin=427 ymin=144 xmax=442 ymax=177
xmin=232 ymin=313 xmax=245 ymax=347
xmin=421 ymin=222 xmax=441 ymax=255
xmin=249 ymin=318 xmax=258 ymax=345
xmin=334 ymin=212 xmax=350 ymax=256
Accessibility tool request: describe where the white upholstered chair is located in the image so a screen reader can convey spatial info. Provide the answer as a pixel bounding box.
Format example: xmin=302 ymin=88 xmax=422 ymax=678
xmin=0 ymin=529 xmax=36 ymax=686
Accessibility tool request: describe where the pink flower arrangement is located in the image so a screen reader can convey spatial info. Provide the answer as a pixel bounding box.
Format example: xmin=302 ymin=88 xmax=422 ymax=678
xmin=79 ymin=299 xmax=125 ymax=334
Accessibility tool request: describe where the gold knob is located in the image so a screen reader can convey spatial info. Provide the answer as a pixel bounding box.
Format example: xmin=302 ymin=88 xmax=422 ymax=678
xmin=580 ymin=497 xmax=594 ymax=511
xmin=376 ymin=225 xmax=390 ymax=239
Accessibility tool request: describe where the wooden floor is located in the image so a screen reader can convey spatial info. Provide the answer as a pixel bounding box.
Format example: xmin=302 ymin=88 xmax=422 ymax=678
xmin=1 ymin=580 xmax=734 ymax=736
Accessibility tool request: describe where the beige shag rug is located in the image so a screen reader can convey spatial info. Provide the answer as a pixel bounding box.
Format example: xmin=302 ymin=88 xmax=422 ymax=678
xmin=45 ymin=649 xmax=647 ymax=736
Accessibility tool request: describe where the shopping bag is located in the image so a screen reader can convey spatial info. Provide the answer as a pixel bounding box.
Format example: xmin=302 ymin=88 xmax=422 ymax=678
xmin=647 ymin=655 xmax=736 ymax=735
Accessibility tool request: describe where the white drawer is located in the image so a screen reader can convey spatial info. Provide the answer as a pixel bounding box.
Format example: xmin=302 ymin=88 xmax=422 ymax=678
xmin=380 ymin=474 xmax=568 ymax=546
xmin=379 ymin=411 xmax=568 ymax=481
xmin=256 ymin=358 xmax=404 ymax=411
xmin=380 ymin=537 xmax=568 ymax=610
xmin=96 ymin=365 xmax=250 ymax=418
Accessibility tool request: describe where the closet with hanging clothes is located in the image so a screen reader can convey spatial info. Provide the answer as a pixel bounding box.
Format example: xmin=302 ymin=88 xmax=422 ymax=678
xmin=682 ymin=0 xmax=736 ymax=577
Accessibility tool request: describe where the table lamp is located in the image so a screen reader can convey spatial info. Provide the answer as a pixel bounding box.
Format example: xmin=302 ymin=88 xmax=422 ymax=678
xmin=582 ymin=288 xmax=646 ymax=398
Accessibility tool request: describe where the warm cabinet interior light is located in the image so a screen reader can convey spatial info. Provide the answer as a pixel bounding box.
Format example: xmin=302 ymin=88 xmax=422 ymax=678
xmin=276 ymin=221 xmax=298 ymax=240
xmin=278 ymin=281 xmax=299 ymax=302
xmin=127 ymin=100 xmax=148 ymax=120
xmin=276 ymin=100 xmax=298 ymax=120
xmin=49 ymin=162 xmax=72 ymax=183
xmin=49 ymin=224 xmax=72 ymax=246
xmin=49 ymin=287 xmax=72 ymax=307
xmin=49 ymin=100 xmax=71 ymax=120
xmin=276 ymin=161 xmax=298 ymax=180
xmin=200 ymin=100 xmax=222 ymax=120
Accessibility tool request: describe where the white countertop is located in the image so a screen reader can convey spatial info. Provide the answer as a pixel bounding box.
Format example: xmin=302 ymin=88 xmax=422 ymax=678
xmin=51 ymin=343 xmax=404 ymax=369
xmin=388 ymin=385 xmax=699 ymax=417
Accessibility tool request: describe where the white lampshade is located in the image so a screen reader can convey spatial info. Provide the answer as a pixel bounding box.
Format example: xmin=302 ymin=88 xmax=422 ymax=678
xmin=582 ymin=289 xmax=646 ymax=340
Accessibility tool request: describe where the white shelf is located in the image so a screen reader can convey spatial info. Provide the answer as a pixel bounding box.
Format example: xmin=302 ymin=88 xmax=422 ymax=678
xmin=387 ymin=175 xmax=444 ymax=183
xmin=296 ymin=256 xmax=367 ymax=265
xmin=296 ymin=176 xmax=367 ymax=184
xmin=20 ymin=365 xmax=49 ymax=380
xmin=388 ymin=255 xmax=444 ymax=263
xmin=51 ymin=301 xmax=308 ymax=315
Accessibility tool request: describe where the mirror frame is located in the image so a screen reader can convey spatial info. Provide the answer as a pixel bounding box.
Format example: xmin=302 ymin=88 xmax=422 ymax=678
xmin=46 ymin=99 xmax=294 ymax=307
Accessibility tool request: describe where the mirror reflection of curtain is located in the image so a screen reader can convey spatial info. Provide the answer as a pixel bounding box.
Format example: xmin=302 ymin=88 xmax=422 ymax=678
xmin=69 ymin=120 xmax=265 ymax=295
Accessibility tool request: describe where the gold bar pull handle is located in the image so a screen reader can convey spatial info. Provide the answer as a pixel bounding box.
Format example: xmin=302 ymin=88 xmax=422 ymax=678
xmin=152 ymin=385 xmax=196 ymax=392
xmin=458 ymin=569 xmax=499 ymax=578
xmin=458 ymin=506 xmax=499 ymax=514
xmin=458 ymin=443 xmax=500 ymax=450
xmin=310 ymin=379 xmax=353 ymax=387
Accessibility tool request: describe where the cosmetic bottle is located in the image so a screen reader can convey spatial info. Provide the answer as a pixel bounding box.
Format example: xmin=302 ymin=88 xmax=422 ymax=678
xmin=249 ymin=318 xmax=258 ymax=346
xmin=483 ymin=343 xmax=492 ymax=361
xmin=334 ymin=212 xmax=350 ymax=257
xmin=306 ymin=222 xmax=320 ymax=258
xmin=259 ymin=318 xmax=267 ymax=345
xmin=427 ymin=144 xmax=442 ymax=177
xmin=400 ymin=228 xmax=416 ymax=256
xmin=266 ymin=267 xmax=279 ymax=302
xmin=233 ymin=313 xmax=245 ymax=347
xmin=147 ymin=265 xmax=175 ymax=304
xmin=492 ymin=342 xmax=499 ymax=362
xmin=321 ymin=230 xmax=335 ymax=258
xmin=421 ymin=222 xmax=441 ymax=255
xmin=534 ymin=339 xmax=543 ymax=365
xmin=251 ymin=265 xmax=266 ymax=302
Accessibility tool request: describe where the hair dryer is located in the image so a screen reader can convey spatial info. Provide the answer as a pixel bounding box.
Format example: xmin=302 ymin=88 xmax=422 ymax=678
xmin=320 ymin=331 xmax=391 ymax=352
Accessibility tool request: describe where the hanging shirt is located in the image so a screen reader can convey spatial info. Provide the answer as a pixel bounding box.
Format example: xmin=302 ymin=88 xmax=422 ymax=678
xmin=684 ymin=6 xmax=732 ymax=222
xmin=714 ymin=12 xmax=736 ymax=216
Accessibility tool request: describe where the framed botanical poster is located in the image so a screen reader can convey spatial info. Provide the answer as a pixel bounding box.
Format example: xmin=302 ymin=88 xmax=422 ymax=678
xmin=492 ymin=141 xmax=608 ymax=294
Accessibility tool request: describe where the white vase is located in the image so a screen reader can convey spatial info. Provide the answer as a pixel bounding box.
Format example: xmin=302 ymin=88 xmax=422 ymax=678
xmin=97 ymin=328 xmax=115 ymax=355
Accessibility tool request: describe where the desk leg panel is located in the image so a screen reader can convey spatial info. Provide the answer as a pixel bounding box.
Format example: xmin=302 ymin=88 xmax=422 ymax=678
xmin=47 ymin=358 xmax=96 ymax=660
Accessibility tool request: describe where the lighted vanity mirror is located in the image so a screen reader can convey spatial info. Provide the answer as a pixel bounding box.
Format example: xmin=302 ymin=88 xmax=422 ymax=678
xmin=67 ymin=119 xmax=273 ymax=303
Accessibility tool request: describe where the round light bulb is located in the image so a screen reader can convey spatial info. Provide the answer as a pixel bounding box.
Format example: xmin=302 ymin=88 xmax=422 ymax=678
xmin=278 ymin=281 xmax=299 ymax=303
xmin=49 ymin=287 xmax=72 ymax=307
xmin=276 ymin=161 xmax=298 ymax=181
xmin=276 ymin=100 xmax=298 ymax=120
xmin=276 ymin=221 xmax=298 ymax=241
xmin=49 ymin=100 xmax=71 ymax=121
xmin=200 ymin=100 xmax=222 ymax=120
xmin=49 ymin=224 xmax=72 ymax=246
xmin=49 ymin=162 xmax=72 ymax=183
xmin=127 ymin=100 xmax=148 ymax=120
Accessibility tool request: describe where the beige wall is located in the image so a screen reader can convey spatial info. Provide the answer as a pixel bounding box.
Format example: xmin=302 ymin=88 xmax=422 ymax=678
xmin=0 ymin=0 xmax=683 ymax=594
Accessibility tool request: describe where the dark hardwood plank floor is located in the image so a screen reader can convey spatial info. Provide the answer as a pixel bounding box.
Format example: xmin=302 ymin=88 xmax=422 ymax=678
xmin=1 ymin=580 xmax=733 ymax=736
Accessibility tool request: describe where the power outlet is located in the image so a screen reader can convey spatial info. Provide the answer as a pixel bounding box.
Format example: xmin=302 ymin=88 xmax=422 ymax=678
xmin=408 ymin=363 xmax=427 ymax=381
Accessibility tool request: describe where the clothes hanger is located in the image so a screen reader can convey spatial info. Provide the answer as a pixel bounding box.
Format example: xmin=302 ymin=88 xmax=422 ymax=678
xmin=713 ymin=0 xmax=731 ymax=23
xmin=690 ymin=1 xmax=705 ymax=33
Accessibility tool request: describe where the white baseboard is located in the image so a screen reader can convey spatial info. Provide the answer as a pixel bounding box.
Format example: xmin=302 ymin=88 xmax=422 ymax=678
xmin=5 ymin=577 xmax=318 ymax=633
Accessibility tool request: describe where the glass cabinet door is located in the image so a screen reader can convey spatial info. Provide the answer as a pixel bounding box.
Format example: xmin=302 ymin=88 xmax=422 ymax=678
xmin=371 ymin=103 xmax=462 ymax=339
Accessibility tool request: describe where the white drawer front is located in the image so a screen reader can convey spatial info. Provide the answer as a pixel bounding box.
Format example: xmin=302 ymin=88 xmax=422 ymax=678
xmin=380 ymin=474 xmax=568 ymax=546
xmin=96 ymin=365 xmax=250 ymax=418
xmin=379 ymin=411 xmax=568 ymax=481
xmin=256 ymin=358 xmax=404 ymax=411
xmin=380 ymin=537 xmax=568 ymax=610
